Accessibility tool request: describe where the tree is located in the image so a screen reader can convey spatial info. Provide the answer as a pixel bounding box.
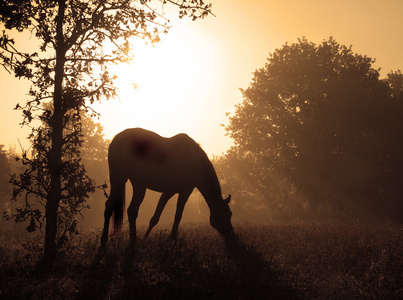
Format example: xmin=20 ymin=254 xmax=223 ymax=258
xmin=224 ymin=37 xmax=403 ymax=220
xmin=7 ymin=107 xmax=96 ymax=242
xmin=0 ymin=0 xmax=212 ymax=265
xmin=5 ymin=111 xmax=109 ymax=239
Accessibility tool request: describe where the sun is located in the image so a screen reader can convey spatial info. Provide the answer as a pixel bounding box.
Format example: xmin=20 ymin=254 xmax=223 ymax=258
xmin=91 ymin=22 xmax=232 ymax=156
xmin=117 ymin=40 xmax=197 ymax=116
xmin=99 ymin=31 xmax=209 ymax=138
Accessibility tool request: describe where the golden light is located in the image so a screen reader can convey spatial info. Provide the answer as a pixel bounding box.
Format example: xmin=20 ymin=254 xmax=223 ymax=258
xmin=94 ymin=26 xmax=218 ymax=140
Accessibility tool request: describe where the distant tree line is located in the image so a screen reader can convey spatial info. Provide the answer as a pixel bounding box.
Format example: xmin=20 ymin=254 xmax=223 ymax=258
xmin=0 ymin=145 xmax=19 ymax=232
xmin=215 ymin=37 xmax=403 ymax=222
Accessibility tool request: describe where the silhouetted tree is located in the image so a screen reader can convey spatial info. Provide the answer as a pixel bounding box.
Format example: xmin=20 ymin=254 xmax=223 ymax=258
xmin=223 ymin=37 xmax=403 ymax=220
xmin=5 ymin=112 xmax=109 ymax=238
xmin=0 ymin=0 xmax=212 ymax=265
xmin=2 ymin=114 xmax=109 ymax=234
xmin=6 ymin=106 xmax=96 ymax=244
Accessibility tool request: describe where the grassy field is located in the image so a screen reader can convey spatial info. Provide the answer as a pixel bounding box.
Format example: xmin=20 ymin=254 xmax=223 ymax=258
xmin=0 ymin=222 xmax=402 ymax=299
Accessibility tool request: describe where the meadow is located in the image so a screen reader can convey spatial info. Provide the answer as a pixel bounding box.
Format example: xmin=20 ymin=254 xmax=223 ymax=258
xmin=0 ymin=222 xmax=401 ymax=299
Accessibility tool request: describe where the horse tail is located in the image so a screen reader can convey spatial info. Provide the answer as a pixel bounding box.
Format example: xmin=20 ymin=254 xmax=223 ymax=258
xmin=107 ymin=133 xmax=128 ymax=234
xmin=107 ymin=164 xmax=126 ymax=233
xmin=112 ymin=183 xmax=125 ymax=233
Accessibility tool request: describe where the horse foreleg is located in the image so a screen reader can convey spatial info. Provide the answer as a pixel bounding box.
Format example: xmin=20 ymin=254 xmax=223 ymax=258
xmin=144 ymin=192 xmax=175 ymax=240
xmin=127 ymin=187 xmax=146 ymax=247
xmin=170 ymin=190 xmax=192 ymax=239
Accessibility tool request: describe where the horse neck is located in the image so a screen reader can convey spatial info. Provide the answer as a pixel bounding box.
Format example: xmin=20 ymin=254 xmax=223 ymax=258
xmin=197 ymin=160 xmax=223 ymax=209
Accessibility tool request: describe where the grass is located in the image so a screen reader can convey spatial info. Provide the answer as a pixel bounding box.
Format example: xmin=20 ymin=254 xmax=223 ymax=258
xmin=0 ymin=222 xmax=402 ymax=299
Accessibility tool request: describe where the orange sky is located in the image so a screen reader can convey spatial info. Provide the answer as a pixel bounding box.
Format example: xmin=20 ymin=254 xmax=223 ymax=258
xmin=1 ymin=0 xmax=403 ymax=156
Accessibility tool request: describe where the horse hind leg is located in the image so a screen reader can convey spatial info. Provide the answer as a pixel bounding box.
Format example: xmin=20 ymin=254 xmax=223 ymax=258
xmin=127 ymin=185 xmax=146 ymax=247
xmin=144 ymin=192 xmax=175 ymax=240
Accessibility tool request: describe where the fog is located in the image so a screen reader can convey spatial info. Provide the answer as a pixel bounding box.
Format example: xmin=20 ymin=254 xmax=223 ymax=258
xmin=81 ymin=188 xmax=211 ymax=232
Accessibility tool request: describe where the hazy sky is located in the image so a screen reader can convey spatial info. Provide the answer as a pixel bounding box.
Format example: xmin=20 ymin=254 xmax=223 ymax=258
xmin=1 ymin=0 xmax=402 ymax=156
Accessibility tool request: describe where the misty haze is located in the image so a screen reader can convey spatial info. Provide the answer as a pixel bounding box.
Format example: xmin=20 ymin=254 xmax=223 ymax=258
xmin=0 ymin=0 xmax=402 ymax=299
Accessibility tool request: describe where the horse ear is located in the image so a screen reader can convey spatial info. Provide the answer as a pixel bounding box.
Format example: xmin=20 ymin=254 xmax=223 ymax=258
xmin=224 ymin=194 xmax=231 ymax=204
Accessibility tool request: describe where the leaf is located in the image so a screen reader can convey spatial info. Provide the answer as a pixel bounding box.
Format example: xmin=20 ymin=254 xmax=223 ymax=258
xmin=26 ymin=217 xmax=36 ymax=233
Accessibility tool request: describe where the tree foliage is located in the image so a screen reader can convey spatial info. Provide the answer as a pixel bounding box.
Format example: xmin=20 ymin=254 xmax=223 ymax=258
xmin=1 ymin=115 xmax=109 ymax=236
xmin=221 ymin=38 xmax=403 ymax=221
xmin=0 ymin=0 xmax=212 ymax=264
xmin=5 ymin=110 xmax=97 ymax=241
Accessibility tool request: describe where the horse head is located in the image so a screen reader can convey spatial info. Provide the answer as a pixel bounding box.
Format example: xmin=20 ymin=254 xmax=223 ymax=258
xmin=209 ymin=194 xmax=237 ymax=241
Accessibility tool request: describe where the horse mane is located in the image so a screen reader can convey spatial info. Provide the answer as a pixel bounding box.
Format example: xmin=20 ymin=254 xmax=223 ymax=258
xmin=195 ymin=142 xmax=223 ymax=201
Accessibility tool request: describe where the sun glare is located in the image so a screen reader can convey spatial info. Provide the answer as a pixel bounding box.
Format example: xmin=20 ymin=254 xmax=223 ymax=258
xmin=94 ymin=28 xmax=216 ymax=141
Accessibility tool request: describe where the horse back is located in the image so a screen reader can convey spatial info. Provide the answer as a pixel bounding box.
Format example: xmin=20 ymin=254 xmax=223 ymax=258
xmin=108 ymin=128 xmax=206 ymax=191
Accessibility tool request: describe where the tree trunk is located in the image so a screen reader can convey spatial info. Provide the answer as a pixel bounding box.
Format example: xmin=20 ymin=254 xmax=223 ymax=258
xmin=42 ymin=0 xmax=66 ymax=267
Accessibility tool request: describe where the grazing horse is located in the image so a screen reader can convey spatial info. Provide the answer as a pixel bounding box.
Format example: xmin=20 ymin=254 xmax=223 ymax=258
xmin=101 ymin=128 xmax=236 ymax=247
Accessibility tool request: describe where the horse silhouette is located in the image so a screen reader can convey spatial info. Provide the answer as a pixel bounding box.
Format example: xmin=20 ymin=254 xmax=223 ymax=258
xmin=101 ymin=128 xmax=236 ymax=247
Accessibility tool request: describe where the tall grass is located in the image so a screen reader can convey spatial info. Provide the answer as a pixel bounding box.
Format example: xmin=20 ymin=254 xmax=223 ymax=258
xmin=0 ymin=222 xmax=401 ymax=299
